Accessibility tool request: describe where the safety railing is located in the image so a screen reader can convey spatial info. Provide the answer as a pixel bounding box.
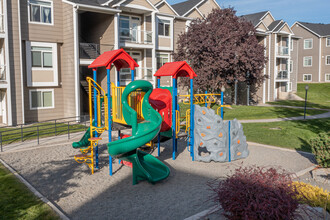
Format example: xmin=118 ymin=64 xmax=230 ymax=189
xmin=185 ymin=109 xmax=190 ymax=134
xmin=276 ymin=70 xmax=289 ymax=80
xmin=277 ymin=46 xmax=289 ymax=56
xmin=0 ymin=65 xmax=5 ymax=81
xmin=0 ymin=115 xmax=89 ymax=152
xmin=179 ymin=93 xmax=221 ymax=105
xmin=175 ymin=110 xmax=180 ymax=138
xmin=79 ymin=43 xmax=114 ymax=60
xmin=0 ymin=14 xmax=4 ymax=33
xmin=119 ymin=28 xmax=153 ymax=44
xmin=86 ymin=77 xmax=108 ymax=132
xmin=111 ymin=83 xmax=145 ymax=124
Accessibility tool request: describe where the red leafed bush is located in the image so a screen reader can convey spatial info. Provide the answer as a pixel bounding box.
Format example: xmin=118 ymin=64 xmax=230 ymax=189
xmin=209 ymin=166 xmax=301 ymax=220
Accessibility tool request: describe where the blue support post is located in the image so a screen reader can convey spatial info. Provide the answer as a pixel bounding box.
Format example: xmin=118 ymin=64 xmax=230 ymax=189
xmin=157 ymin=78 xmax=160 ymax=88
xmin=157 ymin=77 xmax=161 ymax=157
xmin=131 ymin=69 xmax=135 ymax=82
xmin=228 ymin=120 xmax=231 ymax=162
xmin=107 ymin=68 xmax=113 ymax=176
xmin=221 ymin=91 xmax=224 ymax=120
xmin=93 ymin=69 xmax=99 ymax=170
xmin=205 ymin=91 xmax=207 ymax=107
xmin=118 ymin=130 xmax=121 ymax=164
xmin=117 ymin=70 xmax=120 ymax=87
xmin=190 ymin=78 xmax=194 ymax=161
xmin=172 ymin=78 xmax=177 ymax=160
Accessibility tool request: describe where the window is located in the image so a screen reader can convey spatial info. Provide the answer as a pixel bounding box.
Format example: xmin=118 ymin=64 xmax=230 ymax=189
xmin=290 ymin=39 xmax=293 ymax=51
xmin=119 ymin=15 xmax=140 ymax=42
xmin=31 ymin=46 xmax=53 ymax=68
xmin=29 ymin=89 xmax=54 ymax=109
xmin=303 ymin=74 xmax=312 ymax=82
xmin=325 ymin=74 xmax=330 ymax=82
xmin=158 ymin=19 xmax=170 ymax=37
xmin=26 ymin=41 xmax=58 ymax=87
xmin=304 ymin=39 xmax=313 ymax=49
xmin=326 ymin=55 xmax=330 ymax=65
xmin=327 ymin=37 xmax=330 ymax=47
xmin=157 ymin=53 xmax=169 ymax=69
xmin=286 ymin=82 xmax=292 ymax=92
xmin=29 ymin=0 xmax=53 ymax=24
xmin=303 ymin=56 xmax=312 ymax=67
xmin=290 ymin=60 xmax=293 ymax=73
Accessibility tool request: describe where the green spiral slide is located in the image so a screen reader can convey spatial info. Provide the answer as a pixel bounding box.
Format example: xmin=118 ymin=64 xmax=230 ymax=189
xmin=107 ymin=80 xmax=170 ymax=185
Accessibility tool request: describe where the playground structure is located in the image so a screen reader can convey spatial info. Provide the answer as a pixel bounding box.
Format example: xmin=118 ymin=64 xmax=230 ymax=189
xmin=72 ymin=48 xmax=248 ymax=184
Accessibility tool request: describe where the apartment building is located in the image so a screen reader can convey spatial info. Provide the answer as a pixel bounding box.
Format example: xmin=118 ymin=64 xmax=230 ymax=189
xmin=291 ymin=22 xmax=330 ymax=83
xmin=241 ymin=11 xmax=297 ymax=103
xmin=3 ymin=0 xmax=220 ymax=125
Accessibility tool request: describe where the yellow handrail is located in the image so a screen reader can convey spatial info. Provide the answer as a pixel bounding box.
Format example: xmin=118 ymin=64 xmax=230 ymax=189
xmin=185 ymin=109 xmax=190 ymax=134
xmin=216 ymin=105 xmax=231 ymax=116
xmin=176 ymin=110 xmax=180 ymax=138
xmin=179 ymin=93 xmax=221 ymax=105
xmin=111 ymin=83 xmax=145 ymax=125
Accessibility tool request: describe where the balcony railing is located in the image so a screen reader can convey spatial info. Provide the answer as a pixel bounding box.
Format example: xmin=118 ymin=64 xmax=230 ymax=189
xmin=0 ymin=14 xmax=4 ymax=33
xmin=79 ymin=43 xmax=114 ymax=60
xmin=0 ymin=65 xmax=5 ymax=81
xmin=276 ymin=70 xmax=289 ymax=80
xmin=277 ymin=46 xmax=289 ymax=56
xmin=120 ymin=68 xmax=154 ymax=85
xmin=120 ymin=28 xmax=152 ymax=44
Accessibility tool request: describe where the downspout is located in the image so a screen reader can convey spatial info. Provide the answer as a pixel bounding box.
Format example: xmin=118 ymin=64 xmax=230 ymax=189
xmin=268 ymin=34 xmax=271 ymax=102
xmin=73 ymin=6 xmax=80 ymax=118
xmin=318 ymin=38 xmax=321 ymax=82
xmin=152 ymin=11 xmax=156 ymax=87
xmin=17 ymin=0 xmax=25 ymax=124
xmin=4 ymin=0 xmax=12 ymax=125
xmin=263 ymin=36 xmax=266 ymax=103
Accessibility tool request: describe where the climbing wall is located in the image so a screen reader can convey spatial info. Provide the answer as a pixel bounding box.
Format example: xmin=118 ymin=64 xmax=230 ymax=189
xmin=194 ymin=105 xmax=249 ymax=162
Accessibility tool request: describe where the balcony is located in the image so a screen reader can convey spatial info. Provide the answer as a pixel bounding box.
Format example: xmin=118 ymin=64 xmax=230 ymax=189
xmin=0 ymin=65 xmax=5 ymax=82
xmin=79 ymin=43 xmax=114 ymax=60
xmin=119 ymin=28 xmax=153 ymax=45
xmin=276 ymin=70 xmax=289 ymax=80
xmin=120 ymin=67 xmax=154 ymax=85
xmin=277 ymin=46 xmax=289 ymax=56
xmin=0 ymin=14 xmax=4 ymax=36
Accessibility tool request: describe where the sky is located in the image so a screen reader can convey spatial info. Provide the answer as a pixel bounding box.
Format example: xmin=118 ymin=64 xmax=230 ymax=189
xmin=166 ymin=0 xmax=330 ymax=26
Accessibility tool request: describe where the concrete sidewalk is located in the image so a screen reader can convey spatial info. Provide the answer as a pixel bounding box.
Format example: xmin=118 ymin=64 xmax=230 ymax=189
xmin=258 ymin=103 xmax=330 ymax=111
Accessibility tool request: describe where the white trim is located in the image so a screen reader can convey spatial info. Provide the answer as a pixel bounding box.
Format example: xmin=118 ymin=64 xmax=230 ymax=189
xmin=326 ymin=37 xmax=330 ymax=47
xmin=326 ymin=55 xmax=330 ymax=65
xmin=155 ymin=0 xmax=179 ymax=16
xmin=260 ymin=11 xmax=275 ymax=23
xmin=26 ymin=41 xmax=59 ymax=87
xmin=268 ymin=34 xmax=271 ymax=102
xmin=28 ymin=0 xmax=54 ymax=26
xmin=275 ymin=22 xmax=294 ymax=35
xmin=287 ymin=82 xmax=292 ymax=92
xmin=211 ymin=0 xmax=221 ymax=10
xmin=18 ymin=0 xmax=25 ymax=124
xmin=303 ymin=74 xmax=312 ymax=82
xmin=152 ymin=11 xmax=156 ymax=86
xmin=4 ymin=0 xmax=12 ymax=125
xmin=157 ymin=15 xmax=173 ymax=38
xmin=273 ymin=34 xmax=277 ymax=100
xmin=303 ymin=38 xmax=313 ymax=49
xmin=303 ymin=56 xmax=312 ymax=67
xmin=29 ymin=89 xmax=55 ymax=110
xmin=116 ymin=0 xmax=158 ymax=11
xmin=325 ymin=73 xmax=330 ymax=82
xmin=319 ymin=38 xmax=322 ymax=82
xmin=62 ymin=0 xmax=121 ymax=14
xmin=114 ymin=12 xmax=119 ymax=49
xmin=73 ymin=8 xmax=80 ymax=119
xmin=263 ymin=36 xmax=266 ymax=103
xmin=182 ymin=0 xmax=205 ymax=17
xmin=289 ymin=60 xmax=293 ymax=73
xmin=195 ymin=7 xmax=205 ymax=18
xmin=269 ymin=20 xmax=283 ymax=32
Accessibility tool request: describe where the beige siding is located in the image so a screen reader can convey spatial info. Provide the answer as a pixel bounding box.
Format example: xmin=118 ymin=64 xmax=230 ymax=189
xmin=279 ymin=24 xmax=291 ymax=34
xmin=197 ymin=0 xmax=219 ymax=17
xmin=262 ymin=14 xmax=274 ymax=27
xmin=321 ymin=37 xmax=330 ymax=82
xmin=149 ymin=0 xmax=160 ymax=4
xmin=31 ymin=70 xmax=54 ymax=82
xmin=291 ymin=24 xmax=320 ymax=82
xmin=7 ymin=0 xmax=24 ymax=124
xmin=186 ymin=9 xmax=203 ymax=19
xmin=157 ymin=2 xmax=176 ymax=16
xmin=124 ymin=0 xmax=154 ymax=10
xmin=61 ymin=3 xmax=76 ymax=117
xmin=173 ymin=19 xmax=186 ymax=52
xmin=257 ymin=22 xmax=267 ymax=32
xmin=269 ymin=33 xmax=276 ymax=101
xmin=290 ymin=39 xmax=299 ymax=91
xmin=21 ymin=0 xmax=63 ymax=43
xmin=158 ymin=37 xmax=171 ymax=48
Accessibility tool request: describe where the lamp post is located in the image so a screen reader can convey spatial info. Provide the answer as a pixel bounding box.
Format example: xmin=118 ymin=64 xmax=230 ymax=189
xmin=304 ymin=85 xmax=309 ymax=119
xmin=221 ymin=85 xmax=225 ymax=119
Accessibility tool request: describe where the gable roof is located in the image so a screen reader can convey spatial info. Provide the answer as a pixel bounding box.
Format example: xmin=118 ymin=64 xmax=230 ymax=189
xmin=154 ymin=61 xmax=197 ymax=79
xmin=171 ymin=0 xmax=202 ymax=16
xmin=66 ymin=0 xmax=109 ymax=6
xmin=295 ymin=22 xmax=330 ymax=37
xmin=240 ymin=11 xmax=268 ymax=27
xmin=268 ymin=20 xmax=283 ymax=32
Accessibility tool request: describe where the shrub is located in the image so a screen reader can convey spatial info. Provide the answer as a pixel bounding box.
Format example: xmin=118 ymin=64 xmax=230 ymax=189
xmin=293 ymin=181 xmax=330 ymax=212
xmin=310 ymin=132 xmax=330 ymax=168
xmin=209 ymin=166 xmax=301 ymax=220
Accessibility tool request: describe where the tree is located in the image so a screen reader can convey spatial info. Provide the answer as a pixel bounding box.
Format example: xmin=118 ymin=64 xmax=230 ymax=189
xmin=173 ymin=8 xmax=267 ymax=93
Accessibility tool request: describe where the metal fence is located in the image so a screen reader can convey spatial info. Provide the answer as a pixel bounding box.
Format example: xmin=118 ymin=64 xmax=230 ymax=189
xmin=0 ymin=115 xmax=90 ymax=152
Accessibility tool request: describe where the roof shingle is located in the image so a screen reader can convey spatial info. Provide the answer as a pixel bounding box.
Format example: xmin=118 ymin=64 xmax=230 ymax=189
xmin=297 ymin=22 xmax=330 ymax=36
xmin=240 ymin=11 xmax=268 ymax=27
xmin=171 ymin=0 xmax=202 ymax=16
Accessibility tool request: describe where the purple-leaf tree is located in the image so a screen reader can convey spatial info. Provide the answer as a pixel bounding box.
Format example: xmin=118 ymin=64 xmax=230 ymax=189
xmin=173 ymin=8 xmax=267 ymax=93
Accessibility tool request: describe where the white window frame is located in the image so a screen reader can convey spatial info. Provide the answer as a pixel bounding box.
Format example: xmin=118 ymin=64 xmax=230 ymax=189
xmin=158 ymin=18 xmax=171 ymax=38
xmin=326 ymin=37 xmax=330 ymax=47
xmin=326 ymin=55 xmax=330 ymax=65
xmin=29 ymin=89 xmax=55 ymax=110
xmin=28 ymin=0 xmax=54 ymax=26
xmin=325 ymin=74 xmax=330 ymax=82
xmin=290 ymin=39 xmax=293 ymax=51
xmin=157 ymin=53 xmax=170 ymax=69
xmin=119 ymin=14 xmax=141 ymax=42
xmin=303 ymin=56 xmax=312 ymax=67
xmin=304 ymin=39 xmax=313 ymax=49
xmin=287 ymin=82 xmax=292 ymax=92
xmin=26 ymin=41 xmax=58 ymax=87
xmin=289 ymin=60 xmax=293 ymax=73
xmin=303 ymin=74 xmax=312 ymax=82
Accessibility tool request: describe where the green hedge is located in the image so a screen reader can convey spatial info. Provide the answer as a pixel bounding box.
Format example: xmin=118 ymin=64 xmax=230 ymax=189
xmin=310 ymin=132 xmax=330 ymax=168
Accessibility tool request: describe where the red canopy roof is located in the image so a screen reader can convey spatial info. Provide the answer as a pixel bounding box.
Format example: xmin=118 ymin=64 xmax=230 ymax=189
xmin=88 ymin=48 xmax=139 ymax=70
xmin=154 ymin=61 xmax=197 ymax=79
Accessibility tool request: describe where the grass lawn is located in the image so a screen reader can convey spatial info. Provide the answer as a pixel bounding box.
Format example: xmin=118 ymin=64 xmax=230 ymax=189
xmin=268 ymin=83 xmax=330 ymax=109
xmin=0 ymin=122 xmax=87 ymax=145
xmin=243 ymin=119 xmax=330 ymax=152
xmin=0 ymin=163 xmax=59 ymax=219
xmin=179 ymin=103 xmax=327 ymax=120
